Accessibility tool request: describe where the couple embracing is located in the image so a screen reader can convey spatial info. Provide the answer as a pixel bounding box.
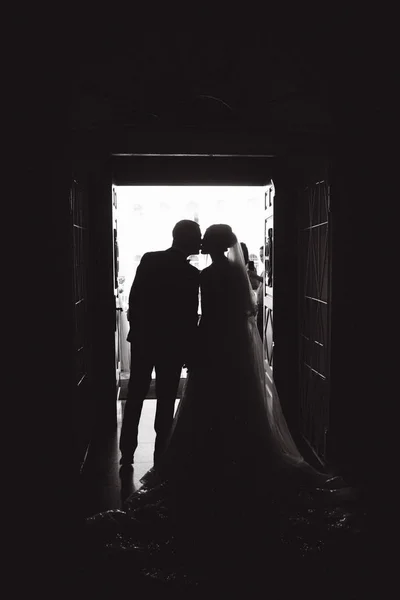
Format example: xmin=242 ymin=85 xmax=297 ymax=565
xmin=119 ymin=219 xmax=315 ymax=489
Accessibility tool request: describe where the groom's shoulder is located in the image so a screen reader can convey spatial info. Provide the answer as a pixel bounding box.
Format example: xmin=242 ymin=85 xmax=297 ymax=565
xmin=200 ymin=264 xmax=212 ymax=277
xmin=186 ymin=261 xmax=200 ymax=273
xmin=187 ymin=262 xmax=200 ymax=280
xmin=140 ymin=250 xmax=165 ymax=264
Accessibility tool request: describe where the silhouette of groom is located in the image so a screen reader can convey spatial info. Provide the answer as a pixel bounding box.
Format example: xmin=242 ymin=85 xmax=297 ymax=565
xmin=119 ymin=220 xmax=201 ymax=470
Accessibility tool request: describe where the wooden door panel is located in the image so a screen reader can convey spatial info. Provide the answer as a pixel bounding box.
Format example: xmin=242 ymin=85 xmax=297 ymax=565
xmin=70 ymin=177 xmax=92 ymax=468
xmin=298 ymin=180 xmax=331 ymax=460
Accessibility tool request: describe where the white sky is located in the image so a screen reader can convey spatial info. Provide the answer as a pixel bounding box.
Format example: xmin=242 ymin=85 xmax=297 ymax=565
xmin=116 ymin=185 xmax=266 ymax=295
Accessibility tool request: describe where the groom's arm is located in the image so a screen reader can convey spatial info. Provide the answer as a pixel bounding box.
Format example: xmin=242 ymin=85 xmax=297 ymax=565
xmin=128 ymin=253 xmax=152 ymax=322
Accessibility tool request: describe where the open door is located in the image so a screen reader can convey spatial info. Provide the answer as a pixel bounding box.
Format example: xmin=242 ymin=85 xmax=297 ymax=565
xmin=263 ymin=182 xmax=275 ymax=371
xmin=112 ymin=185 xmax=122 ymax=399
xmin=298 ymin=177 xmax=331 ymax=461
xmin=70 ymin=175 xmax=94 ymax=468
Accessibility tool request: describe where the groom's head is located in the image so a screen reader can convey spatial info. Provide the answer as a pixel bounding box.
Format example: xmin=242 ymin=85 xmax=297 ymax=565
xmin=172 ymin=220 xmax=201 ymax=256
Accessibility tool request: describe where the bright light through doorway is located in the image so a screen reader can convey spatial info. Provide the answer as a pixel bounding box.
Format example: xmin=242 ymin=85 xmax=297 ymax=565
xmin=115 ymin=185 xmax=266 ymax=376
xmin=116 ymin=185 xmax=265 ymax=295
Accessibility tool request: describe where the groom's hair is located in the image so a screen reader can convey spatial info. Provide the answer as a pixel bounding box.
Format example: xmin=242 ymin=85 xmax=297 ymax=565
xmin=172 ymin=220 xmax=200 ymax=244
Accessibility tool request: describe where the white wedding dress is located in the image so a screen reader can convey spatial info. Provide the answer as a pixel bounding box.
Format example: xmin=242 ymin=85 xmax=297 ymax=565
xmin=140 ymin=241 xmax=325 ymax=493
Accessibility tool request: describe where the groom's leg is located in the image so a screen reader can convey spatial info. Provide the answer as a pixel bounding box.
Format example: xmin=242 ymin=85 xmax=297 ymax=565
xmin=119 ymin=349 xmax=153 ymax=465
xmin=153 ymin=360 xmax=182 ymax=463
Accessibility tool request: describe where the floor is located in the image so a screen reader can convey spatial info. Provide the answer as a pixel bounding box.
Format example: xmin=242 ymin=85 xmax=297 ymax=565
xmin=80 ymin=398 xmax=179 ymax=518
xmin=79 ymin=391 xmax=370 ymax=597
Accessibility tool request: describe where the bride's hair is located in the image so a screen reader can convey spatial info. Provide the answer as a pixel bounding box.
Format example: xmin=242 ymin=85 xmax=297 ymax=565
xmin=202 ymin=224 xmax=237 ymax=253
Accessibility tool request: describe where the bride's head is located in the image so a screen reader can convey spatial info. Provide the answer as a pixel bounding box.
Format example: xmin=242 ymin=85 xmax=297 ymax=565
xmin=201 ymin=224 xmax=237 ymax=258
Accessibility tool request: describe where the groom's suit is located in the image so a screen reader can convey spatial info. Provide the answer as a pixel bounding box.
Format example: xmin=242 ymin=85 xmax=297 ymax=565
xmin=119 ymin=247 xmax=200 ymax=465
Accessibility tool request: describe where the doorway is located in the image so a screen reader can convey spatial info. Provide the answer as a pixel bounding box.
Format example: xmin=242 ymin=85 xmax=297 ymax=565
xmin=113 ymin=184 xmax=267 ymax=399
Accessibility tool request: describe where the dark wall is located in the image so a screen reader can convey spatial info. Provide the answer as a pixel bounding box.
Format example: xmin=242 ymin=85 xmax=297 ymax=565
xmin=111 ymin=155 xmax=274 ymax=186
xmin=326 ymin=60 xmax=382 ymax=489
xmin=328 ymin=152 xmax=372 ymax=488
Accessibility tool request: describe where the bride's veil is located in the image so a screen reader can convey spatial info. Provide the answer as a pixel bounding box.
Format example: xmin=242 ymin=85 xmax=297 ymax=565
xmin=227 ymin=240 xmax=303 ymax=464
xmin=226 ymin=241 xmax=258 ymax=317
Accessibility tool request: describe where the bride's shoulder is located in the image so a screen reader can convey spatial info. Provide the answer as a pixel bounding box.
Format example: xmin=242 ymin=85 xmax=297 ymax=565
xmin=201 ymin=260 xmax=232 ymax=276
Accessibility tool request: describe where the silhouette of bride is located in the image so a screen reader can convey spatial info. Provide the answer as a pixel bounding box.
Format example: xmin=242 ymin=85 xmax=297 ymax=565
xmin=85 ymin=225 xmax=367 ymax=595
